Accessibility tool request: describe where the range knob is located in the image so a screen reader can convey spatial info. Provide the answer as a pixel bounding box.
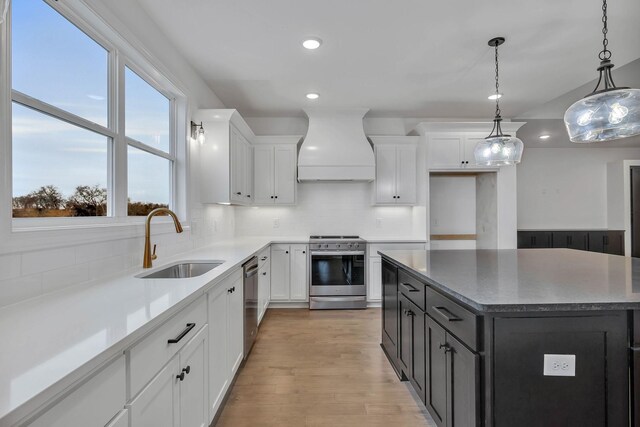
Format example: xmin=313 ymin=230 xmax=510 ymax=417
xmin=336 ymin=244 xmax=341 ymax=248
xmin=348 ymin=243 xmax=353 ymax=249
xmin=354 ymin=243 xmax=359 ymax=249
xmin=324 ymin=244 xmax=329 ymax=249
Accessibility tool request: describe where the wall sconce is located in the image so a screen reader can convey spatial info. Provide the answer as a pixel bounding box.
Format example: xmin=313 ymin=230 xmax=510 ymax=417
xmin=190 ymin=121 xmax=205 ymax=145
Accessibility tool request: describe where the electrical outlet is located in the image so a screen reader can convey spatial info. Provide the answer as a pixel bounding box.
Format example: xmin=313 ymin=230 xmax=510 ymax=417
xmin=273 ymin=218 xmax=280 ymax=228
xmin=543 ymin=354 xmax=576 ymax=376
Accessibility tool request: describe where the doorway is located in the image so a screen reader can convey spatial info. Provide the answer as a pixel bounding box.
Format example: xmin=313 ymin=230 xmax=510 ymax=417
xmin=631 ymin=167 xmax=640 ymax=257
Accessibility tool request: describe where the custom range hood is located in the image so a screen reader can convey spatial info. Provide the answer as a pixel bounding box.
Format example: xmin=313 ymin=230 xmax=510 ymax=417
xmin=298 ymin=108 xmax=375 ymax=181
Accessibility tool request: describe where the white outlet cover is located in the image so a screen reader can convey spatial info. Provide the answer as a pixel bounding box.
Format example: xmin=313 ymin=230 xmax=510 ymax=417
xmin=543 ymin=354 xmax=576 ymax=377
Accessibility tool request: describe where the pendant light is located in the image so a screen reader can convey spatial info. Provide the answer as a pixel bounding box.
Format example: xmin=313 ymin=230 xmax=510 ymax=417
xmin=474 ymin=37 xmax=524 ymax=166
xmin=564 ymin=0 xmax=640 ymax=142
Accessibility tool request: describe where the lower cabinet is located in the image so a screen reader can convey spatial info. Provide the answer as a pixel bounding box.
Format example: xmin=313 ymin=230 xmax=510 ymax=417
xmin=207 ymin=269 xmax=244 ymax=419
xmin=368 ymin=243 xmax=427 ymax=304
xmin=270 ymin=244 xmax=308 ymax=302
xmin=518 ymin=230 xmax=625 ymax=255
xmin=129 ymin=326 xmax=209 ymax=427
xmin=382 ymin=259 xmax=480 ymax=427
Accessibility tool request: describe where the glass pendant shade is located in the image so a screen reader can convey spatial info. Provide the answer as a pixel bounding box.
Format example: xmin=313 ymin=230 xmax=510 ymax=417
xmin=564 ymin=88 xmax=640 ymax=142
xmin=474 ymin=133 xmax=524 ymax=166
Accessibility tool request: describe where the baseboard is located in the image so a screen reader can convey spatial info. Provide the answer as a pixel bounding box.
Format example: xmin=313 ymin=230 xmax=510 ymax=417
xmin=267 ymin=301 xmax=309 ymax=309
xmin=367 ymin=301 xmax=382 ymax=308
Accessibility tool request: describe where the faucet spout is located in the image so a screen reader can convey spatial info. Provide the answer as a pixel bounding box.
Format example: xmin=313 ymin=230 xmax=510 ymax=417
xmin=143 ymin=208 xmax=183 ymax=268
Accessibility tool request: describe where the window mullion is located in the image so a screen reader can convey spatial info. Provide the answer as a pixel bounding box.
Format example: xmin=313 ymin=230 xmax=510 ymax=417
xmin=113 ymin=53 xmax=128 ymax=219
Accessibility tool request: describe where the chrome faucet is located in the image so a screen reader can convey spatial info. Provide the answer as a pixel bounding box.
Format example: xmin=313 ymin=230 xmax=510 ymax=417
xmin=143 ymin=208 xmax=184 ymax=268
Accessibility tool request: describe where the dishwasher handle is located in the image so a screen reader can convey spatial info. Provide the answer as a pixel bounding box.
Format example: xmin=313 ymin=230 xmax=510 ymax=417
xmin=244 ymin=265 xmax=259 ymax=278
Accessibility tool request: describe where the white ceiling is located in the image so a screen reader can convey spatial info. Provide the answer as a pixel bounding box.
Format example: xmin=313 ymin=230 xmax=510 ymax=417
xmin=134 ymin=0 xmax=640 ymax=119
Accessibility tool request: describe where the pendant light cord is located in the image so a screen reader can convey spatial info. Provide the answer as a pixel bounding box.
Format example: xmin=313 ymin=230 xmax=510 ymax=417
xmin=599 ymin=0 xmax=612 ymax=61
xmin=494 ymin=43 xmax=501 ymax=118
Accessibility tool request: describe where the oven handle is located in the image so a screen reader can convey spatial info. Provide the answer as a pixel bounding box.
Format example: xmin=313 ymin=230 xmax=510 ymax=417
xmin=310 ymin=251 xmax=366 ymax=256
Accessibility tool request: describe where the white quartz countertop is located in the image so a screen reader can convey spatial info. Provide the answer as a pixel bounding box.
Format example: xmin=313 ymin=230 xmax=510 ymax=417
xmin=0 ymin=236 xmax=307 ymax=425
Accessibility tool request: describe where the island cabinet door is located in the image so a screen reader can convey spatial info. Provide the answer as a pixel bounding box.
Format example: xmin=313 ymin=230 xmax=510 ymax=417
xmin=381 ymin=260 xmax=399 ymax=368
xmin=408 ymin=304 xmax=426 ymax=403
xmin=425 ymin=315 xmax=448 ymax=427
xmin=398 ymin=294 xmax=413 ymax=373
xmin=446 ymin=334 xmax=480 ymax=427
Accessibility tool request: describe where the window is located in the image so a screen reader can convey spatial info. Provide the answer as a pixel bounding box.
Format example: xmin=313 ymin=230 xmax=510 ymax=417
xmin=9 ymin=0 xmax=179 ymax=221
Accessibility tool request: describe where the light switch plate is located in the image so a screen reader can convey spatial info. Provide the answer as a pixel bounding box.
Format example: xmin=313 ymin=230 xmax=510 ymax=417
xmin=543 ymin=354 xmax=576 ymax=377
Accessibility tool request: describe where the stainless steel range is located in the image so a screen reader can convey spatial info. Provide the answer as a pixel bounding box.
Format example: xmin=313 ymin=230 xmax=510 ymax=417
xmin=309 ymin=235 xmax=367 ymax=310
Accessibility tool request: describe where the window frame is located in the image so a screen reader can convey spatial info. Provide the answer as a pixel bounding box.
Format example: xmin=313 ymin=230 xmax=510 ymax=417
xmin=0 ymin=0 xmax=190 ymax=252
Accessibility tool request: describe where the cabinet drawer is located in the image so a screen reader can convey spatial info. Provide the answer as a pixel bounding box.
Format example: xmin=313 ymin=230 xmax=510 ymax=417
xmin=129 ymin=296 xmax=207 ymax=398
xmin=28 ymin=356 xmax=126 ymax=427
xmin=425 ymin=287 xmax=478 ymax=350
xmin=398 ymin=270 xmax=426 ymax=311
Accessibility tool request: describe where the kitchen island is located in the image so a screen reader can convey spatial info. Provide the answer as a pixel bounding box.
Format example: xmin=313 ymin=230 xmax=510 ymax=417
xmin=379 ymin=249 xmax=639 ymax=427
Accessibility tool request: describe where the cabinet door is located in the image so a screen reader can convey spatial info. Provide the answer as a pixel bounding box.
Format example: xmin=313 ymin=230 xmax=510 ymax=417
xmin=606 ymin=231 xmax=625 ymax=255
xmin=207 ymin=283 xmax=229 ymax=418
xmin=270 ymin=245 xmax=290 ymax=300
xmin=228 ymin=273 xmax=244 ymax=375
xmin=429 ymin=136 xmax=463 ymax=169
xmin=230 ymin=126 xmax=244 ymax=203
xmin=258 ymin=261 xmax=271 ymax=324
xmin=129 ymin=357 xmax=180 ymax=427
xmin=462 ymin=135 xmax=483 ymax=166
xmin=253 ymin=146 xmax=274 ymax=205
xmin=274 ymin=145 xmax=296 ymax=204
xmin=425 ymin=315 xmax=448 ymax=427
xmin=396 ymin=145 xmax=417 ymax=204
xmin=180 ymin=326 xmax=208 ymax=427
xmin=446 ymin=334 xmax=480 ymax=427
xmin=243 ymin=140 xmax=254 ymax=204
xmin=398 ymin=294 xmax=412 ymax=373
xmin=368 ymin=256 xmax=382 ymax=302
xmin=381 ymin=260 xmax=399 ymax=364
xmin=290 ymin=244 xmax=308 ymax=301
xmin=409 ymin=306 xmax=426 ymax=404
xmin=375 ymin=145 xmax=397 ymax=204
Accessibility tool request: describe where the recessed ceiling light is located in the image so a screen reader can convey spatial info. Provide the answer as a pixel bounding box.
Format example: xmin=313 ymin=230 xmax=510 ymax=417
xmin=306 ymin=93 xmax=320 ymax=100
xmin=302 ymin=38 xmax=322 ymax=50
xmin=539 ymin=134 xmax=551 ymax=140
xmin=488 ymin=93 xmax=503 ymax=100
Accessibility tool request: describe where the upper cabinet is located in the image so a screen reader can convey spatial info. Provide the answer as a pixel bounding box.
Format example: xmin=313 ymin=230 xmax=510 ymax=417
xmin=416 ymin=122 xmax=525 ymax=171
xmin=253 ymin=136 xmax=301 ymax=205
xmin=195 ymin=109 xmax=255 ymax=205
xmin=370 ymin=136 xmax=419 ymax=206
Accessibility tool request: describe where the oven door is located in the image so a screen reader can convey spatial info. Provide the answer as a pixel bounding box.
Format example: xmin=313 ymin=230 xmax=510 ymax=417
xmin=310 ymin=251 xmax=366 ymax=296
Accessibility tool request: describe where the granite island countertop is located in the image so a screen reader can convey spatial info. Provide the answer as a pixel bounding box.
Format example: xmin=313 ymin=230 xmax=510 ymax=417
xmin=379 ymin=249 xmax=640 ymax=312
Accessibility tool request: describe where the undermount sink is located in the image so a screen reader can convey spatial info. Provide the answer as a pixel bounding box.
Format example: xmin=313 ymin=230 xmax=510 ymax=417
xmin=138 ymin=261 xmax=224 ymax=279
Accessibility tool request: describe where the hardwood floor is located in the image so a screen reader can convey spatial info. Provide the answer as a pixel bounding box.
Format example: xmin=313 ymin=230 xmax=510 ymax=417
xmin=215 ymin=308 xmax=435 ymax=427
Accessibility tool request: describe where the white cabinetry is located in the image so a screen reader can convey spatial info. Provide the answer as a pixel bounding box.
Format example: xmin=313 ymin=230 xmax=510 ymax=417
xmin=253 ymin=137 xmax=300 ymax=205
xmin=367 ymin=242 xmax=427 ymax=304
xmin=207 ymin=269 xmax=244 ymax=419
xmin=370 ymin=137 xmax=418 ymax=205
xmin=28 ymin=356 xmax=126 ymax=427
xmin=270 ymin=244 xmax=308 ymax=303
xmin=129 ymin=325 xmax=208 ymax=427
xmin=195 ymin=109 xmax=255 ymax=205
xmin=257 ymin=247 xmax=271 ymax=323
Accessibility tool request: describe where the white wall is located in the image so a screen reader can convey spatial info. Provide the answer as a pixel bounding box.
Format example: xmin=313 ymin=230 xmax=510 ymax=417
xmin=234 ymin=182 xmax=425 ymax=238
xmin=517 ymin=147 xmax=640 ymax=229
xmin=430 ymin=176 xmax=476 ymax=235
xmin=0 ymin=1 xmax=234 ymax=308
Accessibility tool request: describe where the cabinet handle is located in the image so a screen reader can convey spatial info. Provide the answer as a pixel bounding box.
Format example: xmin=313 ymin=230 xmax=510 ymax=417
xmin=271 ymin=196 xmax=274 ymax=199
xmin=431 ymin=306 xmax=462 ymax=322
xmin=402 ymin=282 xmax=420 ymax=293
xmin=275 ymin=196 xmax=278 ymax=199
xmin=286 ymin=251 xmax=289 ymax=254
xmin=247 ymin=194 xmax=251 ymax=198
xmin=261 ymin=256 xmax=268 ymax=261
xmin=397 ymin=196 xmax=400 ymax=199
xmin=262 ymin=272 xmax=267 ymax=276
xmin=168 ymin=323 xmax=196 ymax=344
xmin=604 ymin=235 xmax=609 ymax=245
xmin=439 ymin=343 xmax=453 ymax=353
xmin=303 ymin=251 xmax=306 ymax=254
xmin=182 ymin=365 xmax=191 ymax=375
xmin=176 ymin=372 xmax=185 ymax=381
xmin=236 ymin=192 xmax=242 ymax=195
xmin=407 ymin=310 xmax=415 ymax=317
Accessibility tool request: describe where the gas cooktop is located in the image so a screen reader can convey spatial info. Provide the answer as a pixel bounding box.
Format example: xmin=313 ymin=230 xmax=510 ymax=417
xmin=309 ymin=235 xmax=361 ymax=240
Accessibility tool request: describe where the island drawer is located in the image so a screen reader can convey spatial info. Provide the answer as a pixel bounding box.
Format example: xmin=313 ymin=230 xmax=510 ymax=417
xmin=398 ymin=270 xmax=426 ymax=311
xmin=425 ymin=287 xmax=478 ymax=350
xmin=128 ymin=295 xmax=207 ymax=398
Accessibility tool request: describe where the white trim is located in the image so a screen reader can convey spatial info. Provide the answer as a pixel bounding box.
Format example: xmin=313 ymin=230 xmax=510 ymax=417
xmin=126 ymin=137 xmax=175 ymax=161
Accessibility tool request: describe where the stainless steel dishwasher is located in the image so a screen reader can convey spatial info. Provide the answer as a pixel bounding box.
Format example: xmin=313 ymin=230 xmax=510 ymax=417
xmin=243 ymin=257 xmax=259 ymax=358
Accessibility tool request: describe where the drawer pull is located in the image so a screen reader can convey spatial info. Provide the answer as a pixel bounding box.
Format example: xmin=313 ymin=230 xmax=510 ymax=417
xmin=402 ymin=283 xmax=421 ymax=293
xmin=182 ymin=365 xmax=191 ymax=375
xmin=168 ymin=323 xmax=196 ymax=344
xmin=432 ymin=306 xmax=462 ymax=322
xmin=439 ymin=343 xmax=453 ymax=353
xmin=176 ymin=372 xmax=185 ymax=381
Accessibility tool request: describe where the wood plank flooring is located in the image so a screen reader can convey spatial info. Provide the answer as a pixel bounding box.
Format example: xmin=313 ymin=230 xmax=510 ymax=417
xmin=215 ymin=308 xmax=435 ymax=427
